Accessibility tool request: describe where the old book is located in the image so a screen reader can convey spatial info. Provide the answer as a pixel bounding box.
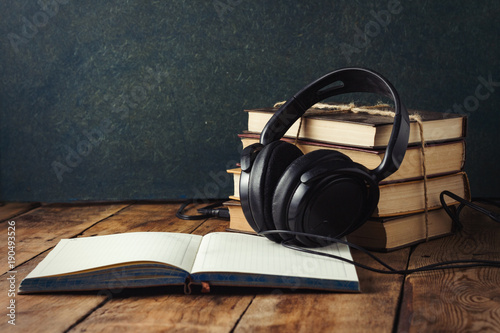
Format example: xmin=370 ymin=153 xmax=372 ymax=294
xmin=246 ymin=107 xmax=466 ymax=148
xmin=224 ymin=200 xmax=255 ymax=234
xmin=346 ymin=208 xmax=455 ymax=251
xmin=375 ymin=171 xmax=470 ymax=217
xmin=226 ymin=169 xmax=470 ymax=218
xmin=227 ymin=168 xmax=241 ymax=201
xmin=19 ymin=232 xmax=359 ymax=294
xmin=224 ymin=200 xmax=254 ymax=234
xmin=239 ymin=133 xmax=466 ymax=183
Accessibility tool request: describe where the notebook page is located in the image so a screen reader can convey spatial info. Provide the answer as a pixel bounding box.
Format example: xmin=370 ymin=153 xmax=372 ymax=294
xmin=191 ymin=233 xmax=357 ymax=281
xmin=25 ymin=232 xmax=203 ymax=278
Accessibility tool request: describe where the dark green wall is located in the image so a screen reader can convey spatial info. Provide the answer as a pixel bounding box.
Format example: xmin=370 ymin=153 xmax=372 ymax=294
xmin=1 ymin=0 xmax=499 ymax=201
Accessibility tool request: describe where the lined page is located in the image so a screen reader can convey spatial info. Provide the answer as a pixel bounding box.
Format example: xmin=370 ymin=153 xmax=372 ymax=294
xmin=191 ymin=233 xmax=357 ymax=281
xmin=26 ymin=232 xmax=203 ymax=278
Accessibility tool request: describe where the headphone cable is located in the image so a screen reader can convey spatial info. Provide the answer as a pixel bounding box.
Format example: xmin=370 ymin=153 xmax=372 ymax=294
xmin=176 ymin=191 xmax=499 ymax=274
xmin=176 ymin=199 xmax=229 ymax=220
xmin=259 ymin=229 xmax=500 ymax=275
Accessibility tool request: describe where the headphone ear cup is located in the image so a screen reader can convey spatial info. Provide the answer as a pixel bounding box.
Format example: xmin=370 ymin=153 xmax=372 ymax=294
xmin=247 ymin=141 xmax=303 ymax=242
xmin=272 ymin=150 xmax=353 ymax=237
xmin=273 ymin=151 xmax=379 ymax=247
xmin=295 ymin=169 xmax=378 ymax=247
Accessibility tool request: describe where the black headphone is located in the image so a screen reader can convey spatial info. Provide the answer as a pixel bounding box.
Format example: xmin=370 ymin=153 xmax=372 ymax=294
xmin=239 ymin=67 xmax=410 ymax=247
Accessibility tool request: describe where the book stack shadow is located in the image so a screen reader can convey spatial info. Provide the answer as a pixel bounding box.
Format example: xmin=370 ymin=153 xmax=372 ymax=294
xmin=225 ymin=104 xmax=469 ymax=251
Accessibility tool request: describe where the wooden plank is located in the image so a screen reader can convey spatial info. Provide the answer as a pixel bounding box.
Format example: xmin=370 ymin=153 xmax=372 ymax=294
xmin=3 ymin=202 xmax=420 ymax=332
xmin=2 ymin=203 xmax=131 ymax=333
xmin=397 ymin=205 xmax=500 ymax=332
xmin=1 ymin=203 xmax=130 ymax=275
xmin=79 ymin=202 xmax=203 ymax=236
xmin=69 ymin=289 xmax=253 ymax=332
xmin=0 ymin=202 xmax=40 ymax=222
xmin=3 ymin=203 xmax=195 ymax=333
xmin=71 ymin=207 xmax=255 ymax=332
xmin=234 ymin=248 xmax=410 ymax=332
xmin=1 ymin=252 xmax=108 ymax=333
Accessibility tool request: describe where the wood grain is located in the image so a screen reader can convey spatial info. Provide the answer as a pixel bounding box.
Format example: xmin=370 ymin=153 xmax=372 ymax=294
xmin=3 ymin=203 xmax=190 ymax=333
xmin=234 ymin=248 xmax=411 ymax=332
xmin=70 ymin=292 xmax=253 ymax=332
xmin=398 ymin=205 xmax=500 ymax=332
xmin=71 ymin=206 xmax=255 ymax=332
xmin=0 ymin=203 xmax=129 ymax=275
xmin=1 ymin=203 xmax=129 ymax=333
xmin=1 ymin=252 xmax=108 ymax=333
xmin=79 ymin=202 xmax=204 ymax=236
xmin=6 ymin=201 xmax=498 ymax=332
xmin=0 ymin=202 xmax=40 ymax=222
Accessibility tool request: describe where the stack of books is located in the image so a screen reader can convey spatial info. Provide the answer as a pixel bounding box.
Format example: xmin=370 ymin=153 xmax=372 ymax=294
xmin=225 ymin=103 xmax=469 ymax=251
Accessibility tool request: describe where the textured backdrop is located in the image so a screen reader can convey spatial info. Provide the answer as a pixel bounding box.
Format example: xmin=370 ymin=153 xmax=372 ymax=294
xmin=1 ymin=0 xmax=499 ymax=201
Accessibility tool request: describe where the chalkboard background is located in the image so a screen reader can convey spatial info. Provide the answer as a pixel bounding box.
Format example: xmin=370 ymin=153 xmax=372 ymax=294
xmin=1 ymin=1 xmax=499 ymax=202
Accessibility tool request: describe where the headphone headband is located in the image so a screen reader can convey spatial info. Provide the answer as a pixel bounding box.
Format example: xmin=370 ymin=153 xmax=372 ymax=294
xmin=260 ymin=67 xmax=410 ymax=181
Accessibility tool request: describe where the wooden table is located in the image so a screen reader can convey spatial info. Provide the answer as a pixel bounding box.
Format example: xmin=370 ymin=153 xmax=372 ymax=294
xmin=1 ymin=201 xmax=499 ymax=332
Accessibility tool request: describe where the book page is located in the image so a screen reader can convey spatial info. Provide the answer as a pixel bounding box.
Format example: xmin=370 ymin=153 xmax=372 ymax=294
xmin=25 ymin=232 xmax=203 ymax=278
xmin=191 ymin=233 xmax=358 ymax=282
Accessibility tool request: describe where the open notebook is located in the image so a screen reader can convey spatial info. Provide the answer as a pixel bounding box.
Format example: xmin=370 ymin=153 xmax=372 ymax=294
xmin=19 ymin=232 xmax=359 ymax=294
